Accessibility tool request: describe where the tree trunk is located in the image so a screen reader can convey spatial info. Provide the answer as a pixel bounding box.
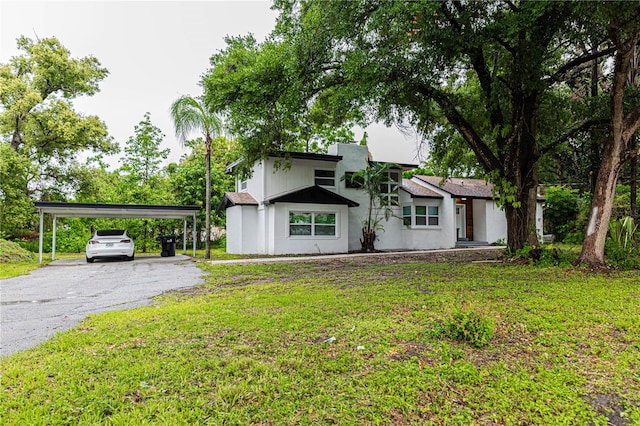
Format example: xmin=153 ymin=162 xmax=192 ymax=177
xmin=502 ymin=94 xmax=541 ymax=254
xmin=579 ymin=24 xmax=640 ymax=267
xmin=504 ymin=184 xmax=539 ymax=253
xmin=578 ymin=136 xmax=623 ymax=267
xmin=631 ymin=135 xmax=637 ymax=220
xmin=205 ymin=136 xmax=212 ymax=260
xmin=360 ymin=228 xmax=376 ymax=252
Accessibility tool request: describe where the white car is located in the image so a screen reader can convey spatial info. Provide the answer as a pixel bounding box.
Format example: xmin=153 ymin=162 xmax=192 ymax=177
xmin=86 ymin=230 xmax=135 ymax=263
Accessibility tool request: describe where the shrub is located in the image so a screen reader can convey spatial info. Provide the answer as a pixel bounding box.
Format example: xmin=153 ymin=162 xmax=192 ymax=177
xmin=605 ymin=216 xmax=640 ymax=269
xmin=510 ymin=243 xmax=576 ymax=266
xmin=431 ymin=307 xmax=494 ymax=348
xmin=543 ymin=186 xmax=580 ymax=242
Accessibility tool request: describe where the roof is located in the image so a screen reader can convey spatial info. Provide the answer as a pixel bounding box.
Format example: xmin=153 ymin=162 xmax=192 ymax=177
xmin=34 ymin=202 xmax=200 ymax=219
xmin=265 ymin=185 xmax=359 ymax=207
xmin=226 ymin=151 xmax=343 ymax=174
xmin=413 ymin=176 xmax=495 ymax=199
xmin=401 ymin=180 xmax=444 ymax=199
xmin=218 ymin=192 xmax=259 ymax=211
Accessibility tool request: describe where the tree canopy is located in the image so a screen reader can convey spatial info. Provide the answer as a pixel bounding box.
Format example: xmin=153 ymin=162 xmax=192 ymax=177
xmin=204 ymin=1 xmax=627 ymax=253
xmin=0 ymin=36 xmax=116 ymax=237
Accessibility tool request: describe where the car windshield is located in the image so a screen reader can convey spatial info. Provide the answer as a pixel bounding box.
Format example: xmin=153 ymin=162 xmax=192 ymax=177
xmin=96 ymin=230 xmax=126 ymax=237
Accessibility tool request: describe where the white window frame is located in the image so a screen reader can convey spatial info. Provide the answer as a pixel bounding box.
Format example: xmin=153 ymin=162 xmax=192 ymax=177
xmin=427 ymin=205 xmax=439 ymax=226
xmin=381 ymin=170 xmax=400 ymax=204
xmin=402 ymin=205 xmax=412 ymax=226
xmin=314 ymin=169 xmax=336 ymax=187
xmin=406 ymin=204 xmax=440 ymax=228
xmin=288 ymin=211 xmax=338 ymax=238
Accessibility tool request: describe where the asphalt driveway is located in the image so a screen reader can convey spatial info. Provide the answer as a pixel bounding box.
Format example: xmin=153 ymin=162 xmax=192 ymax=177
xmin=1 ymin=255 xmax=206 ymax=357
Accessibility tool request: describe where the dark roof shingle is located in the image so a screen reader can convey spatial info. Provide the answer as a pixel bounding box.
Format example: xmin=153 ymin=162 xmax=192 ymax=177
xmin=414 ymin=176 xmax=495 ymax=199
xmin=401 ymin=180 xmax=443 ymax=198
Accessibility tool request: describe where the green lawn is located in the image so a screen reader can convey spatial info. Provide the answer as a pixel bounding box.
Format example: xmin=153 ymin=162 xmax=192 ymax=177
xmin=1 ymin=258 xmax=639 ymax=424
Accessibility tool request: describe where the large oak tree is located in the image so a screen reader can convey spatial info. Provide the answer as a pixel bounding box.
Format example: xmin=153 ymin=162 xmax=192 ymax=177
xmin=205 ymin=1 xmax=617 ymax=252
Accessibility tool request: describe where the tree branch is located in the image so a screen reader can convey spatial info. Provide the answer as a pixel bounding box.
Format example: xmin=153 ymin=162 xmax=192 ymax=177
xmin=416 ymin=83 xmax=502 ymax=173
xmin=539 ymin=118 xmax=609 ymax=156
xmin=547 ymin=46 xmax=616 ymax=84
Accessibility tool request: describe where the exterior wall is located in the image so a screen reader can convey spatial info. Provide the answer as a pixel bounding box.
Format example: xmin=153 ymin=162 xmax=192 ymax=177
xmin=398 ymin=184 xmax=458 ymax=250
xmin=263 ymin=158 xmax=338 ymax=198
xmin=225 ymin=205 xmax=258 ymax=254
xmin=536 ymin=201 xmax=544 ymax=239
xmin=331 ymin=143 xmax=371 ymax=252
xmin=484 ymin=200 xmax=507 ymax=244
xmin=226 ymin=143 xmax=544 ymax=254
xmin=374 ymin=210 xmax=405 ymax=251
xmin=268 ymin=202 xmax=350 ymax=255
xmin=472 ymin=199 xmax=488 ymax=242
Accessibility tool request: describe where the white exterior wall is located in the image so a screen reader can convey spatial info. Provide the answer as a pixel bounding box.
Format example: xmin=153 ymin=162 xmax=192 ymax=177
xmin=263 ymin=158 xmax=338 ymax=197
xmin=400 ymin=202 xmax=449 ymax=250
xmin=398 ymin=183 xmax=458 ymax=250
xmin=226 ymin=143 xmax=544 ymax=254
xmin=472 ymin=199 xmax=488 ymax=242
xmin=332 ymin=144 xmax=372 ymax=252
xmin=536 ymin=201 xmax=544 ymax=239
xmin=484 ymin=200 xmax=507 ymax=244
xmin=225 ymin=205 xmax=259 ymax=254
xmin=374 ymin=211 xmax=405 ymax=251
xmin=269 ymin=202 xmax=350 ymax=255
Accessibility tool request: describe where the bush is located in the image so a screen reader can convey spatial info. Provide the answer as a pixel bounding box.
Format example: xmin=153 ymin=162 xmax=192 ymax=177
xmin=605 ymin=216 xmax=640 ymax=269
xmin=543 ymin=186 xmax=580 ymax=242
xmin=510 ymin=243 xmax=576 ymax=266
xmin=431 ymin=307 xmax=494 ymax=348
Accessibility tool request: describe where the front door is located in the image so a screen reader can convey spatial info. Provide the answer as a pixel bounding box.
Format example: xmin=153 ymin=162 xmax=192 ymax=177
xmin=456 ymin=204 xmax=466 ymax=240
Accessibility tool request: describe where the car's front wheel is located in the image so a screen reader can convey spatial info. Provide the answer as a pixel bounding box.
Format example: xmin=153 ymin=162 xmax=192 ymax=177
xmin=86 ymin=256 xmax=94 ymax=263
xmin=127 ymin=254 xmax=135 ymax=261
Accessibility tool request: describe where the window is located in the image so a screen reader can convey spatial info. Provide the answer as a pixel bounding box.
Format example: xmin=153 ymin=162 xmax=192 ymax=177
xmin=428 ymin=206 xmax=439 ymax=226
xmin=315 ymin=169 xmax=335 ymax=187
xmin=289 ymin=211 xmax=336 ymax=236
xmin=344 ymin=172 xmax=363 ymax=189
xmin=240 ymin=180 xmax=247 ymax=191
xmin=402 ymin=206 xmax=412 ymax=226
xmin=380 ymin=171 xmax=400 ymax=203
xmin=415 ymin=206 xmax=427 ymax=225
xmin=409 ymin=205 xmax=439 ymax=227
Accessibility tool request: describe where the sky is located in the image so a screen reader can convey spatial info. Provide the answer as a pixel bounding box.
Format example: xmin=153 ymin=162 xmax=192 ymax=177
xmin=0 ymin=0 xmax=422 ymax=168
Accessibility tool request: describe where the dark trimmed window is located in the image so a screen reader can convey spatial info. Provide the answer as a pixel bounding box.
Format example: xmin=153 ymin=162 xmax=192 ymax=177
xmin=314 ymin=169 xmax=335 ymax=187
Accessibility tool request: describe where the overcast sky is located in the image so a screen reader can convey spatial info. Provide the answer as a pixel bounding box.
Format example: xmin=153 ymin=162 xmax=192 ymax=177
xmin=1 ymin=0 xmax=422 ymax=168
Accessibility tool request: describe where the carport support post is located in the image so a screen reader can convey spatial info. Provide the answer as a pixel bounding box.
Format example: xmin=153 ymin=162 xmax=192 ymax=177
xmin=52 ymin=214 xmax=57 ymax=261
xmin=183 ymin=218 xmax=187 ymax=254
xmin=38 ymin=209 xmax=44 ymax=263
xmin=193 ymin=213 xmax=196 ymax=257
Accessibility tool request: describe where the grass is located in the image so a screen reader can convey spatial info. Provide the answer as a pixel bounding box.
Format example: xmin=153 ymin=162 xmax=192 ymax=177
xmin=1 ymin=257 xmax=639 ymax=424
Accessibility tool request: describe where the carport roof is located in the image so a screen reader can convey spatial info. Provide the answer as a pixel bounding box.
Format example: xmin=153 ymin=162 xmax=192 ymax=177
xmin=34 ymin=201 xmax=200 ymax=219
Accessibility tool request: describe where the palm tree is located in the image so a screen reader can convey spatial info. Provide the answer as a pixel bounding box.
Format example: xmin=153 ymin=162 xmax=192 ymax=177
xmin=345 ymin=162 xmax=399 ymax=252
xmin=170 ymin=95 xmax=223 ymax=259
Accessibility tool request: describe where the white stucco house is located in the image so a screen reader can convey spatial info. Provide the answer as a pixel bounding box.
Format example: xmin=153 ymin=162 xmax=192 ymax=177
xmin=218 ymin=142 xmax=544 ymax=255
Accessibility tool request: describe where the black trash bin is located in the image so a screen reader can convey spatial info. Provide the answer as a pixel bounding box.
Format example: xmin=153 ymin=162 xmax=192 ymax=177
xmin=159 ymin=234 xmax=176 ymax=257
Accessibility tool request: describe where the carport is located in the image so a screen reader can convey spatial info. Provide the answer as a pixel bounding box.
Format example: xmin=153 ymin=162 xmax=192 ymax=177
xmin=34 ymin=202 xmax=201 ymax=263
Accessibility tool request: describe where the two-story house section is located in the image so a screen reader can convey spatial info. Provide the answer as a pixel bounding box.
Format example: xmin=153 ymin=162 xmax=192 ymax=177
xmin=219 ymin=142 xmax=544 ymax=255
xmin=219 ymin=150 xmax=360 ymax=255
